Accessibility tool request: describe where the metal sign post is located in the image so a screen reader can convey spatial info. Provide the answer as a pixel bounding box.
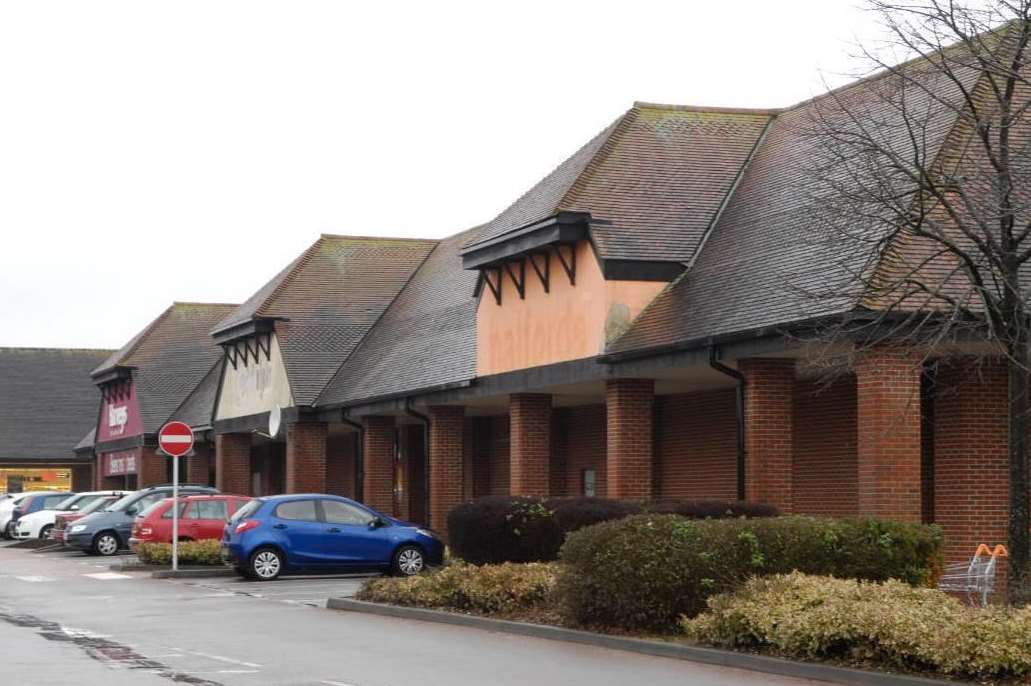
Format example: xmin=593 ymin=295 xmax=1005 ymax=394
xmin=157 ymin=421 xmax=195 ymax=574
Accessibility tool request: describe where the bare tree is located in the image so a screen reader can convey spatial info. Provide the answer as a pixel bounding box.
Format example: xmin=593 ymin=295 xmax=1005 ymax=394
xmin=803 ymin=0 xmax=1031 ymax=599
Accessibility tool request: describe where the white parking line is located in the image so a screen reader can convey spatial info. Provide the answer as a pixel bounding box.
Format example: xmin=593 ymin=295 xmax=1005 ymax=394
xmin=14 ymin=575 xmax=54 ymax=582
xmin=321 ymin=681 xmax=359 ymax=686
xmin=183 ymin=650 xmax=262 ymax=668
xmin=82 ymin=572 xmax=132 ymax=580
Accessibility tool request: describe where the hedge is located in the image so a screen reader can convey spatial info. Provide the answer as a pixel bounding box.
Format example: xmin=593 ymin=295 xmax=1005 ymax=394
xmin=683 ymin=572 xmax=1031 ymax=680
xmin=447 ymin=496 xmax=778 ymax=565
xmin=137 ymin=539 xmax=224 ymax=566
xmin=356 ymin=561 xmax=557 ymax=615
xmin=554 ymin=514 xmax=943 ymax=632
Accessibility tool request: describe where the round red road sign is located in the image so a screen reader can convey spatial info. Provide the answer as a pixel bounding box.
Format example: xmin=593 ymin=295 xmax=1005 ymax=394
xmin=157 ymin=421 xmax=194 ymax=457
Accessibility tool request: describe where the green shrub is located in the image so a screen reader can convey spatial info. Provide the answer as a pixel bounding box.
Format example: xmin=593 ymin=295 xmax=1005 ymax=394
xmin=137 ymin=539 xmax=224 ymax=566
xmin=356 ymin=561 xmax=557 ymax=615
xmin=682 ymin=572 xmax=1031 ymax=680
xmin=554 ymin=515 xmax=942 ymax=632
xmin=447 ymin=496 xmax=779 ymax=565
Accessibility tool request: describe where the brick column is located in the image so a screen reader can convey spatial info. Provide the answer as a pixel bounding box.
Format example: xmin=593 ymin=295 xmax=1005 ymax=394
xmin=510 ymin=394 xmax=551 ymax=496
xmin=606 ymin=379 xmax=654 ymax=499
xmin=428 ymin=405 xmax=465 ymax=536
xmin=216 ymin=433 xmax=252 ymax=495
xmin=855 ymin=348 xmax=923 ymax=521
xmin=186 ymin=445 xmax=212 ymax=486
xmin=286 ymin=421 xmax=328 ymax=493
xmin=138 ymin=447 xmax=166 ymax=487
xmin=739 ymin=359 xmax=795 ymax=512
xmin=363 ymin=416 xmax=396 ymax=515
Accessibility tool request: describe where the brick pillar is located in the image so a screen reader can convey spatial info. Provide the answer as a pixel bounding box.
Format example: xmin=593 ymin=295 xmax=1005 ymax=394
xmin=326 ymin=432 xmax=357 ymax=498
xmin=71 ymin=464 xmax=93 ymax=492
xmin=510 ymin=394 xmax=551 ymax=496
xmin=855 ymin=348 xmax=923 ymax=521
xmin=285 ymin=421 xmax=327 ymax=493
xmin=186 ymin=445 xmax=212 ymax=486
xmin=606 ymin=379 xmax=654 ymax=499
xmin=138 ymin=447 xmax=166 ymax=487
xmin=428 ymin=405 xmax=465 ymax=536
xmin=363 ymin=416 xmax=395 ymax=515
xmin=216 ymin=433 xmax=252 ymax=495
xmin=740 ymin=359 xmax=795 ymax=512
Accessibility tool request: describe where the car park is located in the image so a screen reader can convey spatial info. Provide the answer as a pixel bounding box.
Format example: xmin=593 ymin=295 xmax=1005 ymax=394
xmin=222 ymin=494 xmax=443 ymax=581
xmin=65 ymin=484 xmax=218 ymax=556
xmin=130 ymin=494 xmax=250 ymax=549
xmin=0 ymin=492 xmax=38 ymax=538
xmin=4 ymin=491 xmax=72 ymax=538
xmin=14 ymin=491 xmax=126 ymax=540
xmin=53 ymin=495 xmax=121 ymax=543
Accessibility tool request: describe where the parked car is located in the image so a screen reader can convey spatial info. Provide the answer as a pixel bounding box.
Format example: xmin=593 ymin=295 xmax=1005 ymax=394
xmin=4 ymin=492 xmax=72 ymax=538
xmin=15 ymin=491 xmax=126 ymax=540
xmin=130 ymin=494 xmax=250 ymax=549
xmin=0 ymin=492 xmax=39 ymax=539
xmin=66 ymin=484 xmax=219 ymax=556
xmin=54 ymin=495 xmax=122 ymax=543
xmin=222 ymin=494 xmax=443 ymax=581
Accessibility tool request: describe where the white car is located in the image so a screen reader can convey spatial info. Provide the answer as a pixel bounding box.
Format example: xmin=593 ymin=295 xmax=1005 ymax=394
xmin=0 ymin=492 xmax=53 ymax=538
xmin=15 ymin=491 xmax=125 ymax=540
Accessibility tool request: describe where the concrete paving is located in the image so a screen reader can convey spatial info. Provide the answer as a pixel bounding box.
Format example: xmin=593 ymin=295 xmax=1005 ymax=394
xmin=0 ymin=546 xmax=830 ymax=686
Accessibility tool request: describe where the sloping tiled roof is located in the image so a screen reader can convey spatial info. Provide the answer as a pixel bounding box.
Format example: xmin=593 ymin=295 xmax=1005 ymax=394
xmin=0 ymin=348 xmax=112 ymax=462
xmin=169 ymin=359 xmax=223 ymax=429
xmin=316 ymin=228 xmax=480 ymax=407
xmin=463 ymin=104 xmax=773 ymax=265
xmin=73 ymin=429 xmax=96 ymax=454
xmin=609 ymin=62 xmax=984 ymax=355
xmin=97 ymin=303 xmax=238 ymax=433
xmin=219 ymin=235 xmax=438 ymax=406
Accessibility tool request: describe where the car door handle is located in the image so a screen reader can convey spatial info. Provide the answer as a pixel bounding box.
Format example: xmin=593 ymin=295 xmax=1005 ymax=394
xmin=327 ymin=527 xmax=342 ymax=533
xmin=273 ymin=524 xmax=287 ymax=530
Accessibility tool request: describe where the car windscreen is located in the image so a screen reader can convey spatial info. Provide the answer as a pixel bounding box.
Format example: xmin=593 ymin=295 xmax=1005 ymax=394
xmin=53 ymin=494 xmax=82 ymax=510
xmin=105 ymin=492 xmax=141 ymax=512
xmin=229 ymin=499 xmax=261 ymax=523
xmin=79 ymin=497 xmax=117 ymax=515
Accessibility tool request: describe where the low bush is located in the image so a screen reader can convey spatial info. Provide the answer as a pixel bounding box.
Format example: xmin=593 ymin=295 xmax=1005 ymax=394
xmin=356 ymin=561 xmax=557 ymax=615
xmin=447 ymin=496 xmax=778 ymax=565
xmin=682 ymin=572 xmax=1031 ymax=681
xmin=137 ymin=539 xmax=224 ymax=566
xmin=554 ymin=515 xmax=942 ymax=632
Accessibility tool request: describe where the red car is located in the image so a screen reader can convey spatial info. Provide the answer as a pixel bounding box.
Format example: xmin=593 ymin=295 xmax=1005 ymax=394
xmin=130 ymin=494 xmax=250 ymax=549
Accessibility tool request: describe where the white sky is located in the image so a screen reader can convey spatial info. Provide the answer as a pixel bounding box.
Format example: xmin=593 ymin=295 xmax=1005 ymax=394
xmin=0 ymin=0 xmax=884 ymax=350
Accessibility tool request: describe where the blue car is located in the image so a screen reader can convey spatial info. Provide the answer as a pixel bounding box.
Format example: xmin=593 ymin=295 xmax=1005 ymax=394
xmin=222 ymin=494 xmax=444 ymax=581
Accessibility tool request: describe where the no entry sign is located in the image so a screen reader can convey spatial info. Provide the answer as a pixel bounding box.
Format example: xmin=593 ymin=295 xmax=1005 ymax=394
xmin=158 ymin=421 xmax=194 ymax=457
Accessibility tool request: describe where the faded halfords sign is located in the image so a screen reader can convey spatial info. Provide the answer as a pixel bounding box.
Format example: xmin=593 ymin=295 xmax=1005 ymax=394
xmin=102 ymin=450 xmax=138 ymax=477
xmin=97 ymin=381 xmax=142 ymax=443
xmin=216 ymin=334 xmax=293 ymax=421
xmin=107 ymin=404 xmax=128 ymax=434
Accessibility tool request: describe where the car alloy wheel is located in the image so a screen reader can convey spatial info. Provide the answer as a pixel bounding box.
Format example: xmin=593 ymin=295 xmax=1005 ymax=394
xmin=39 ymin=524 xmax=53 ymax=540
xmin=251 ymin=550 xmax=282 ymax=580
xmin=95 ymin=533 xmax=119 ymax=556
xmin=395 ymin=546 xmax=425 ymax=576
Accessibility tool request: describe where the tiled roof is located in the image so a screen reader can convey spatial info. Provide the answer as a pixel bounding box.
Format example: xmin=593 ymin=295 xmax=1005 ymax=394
xmin=73 ymin=429 xmax=96 ymax=454
xmin=219 ymin=235 xmax=438 ymax=406
xmin=609 ymin=61 xmax=984 ymax=355
xmin=463 ymin=103 xmax=773 ymax=265
xmin=169 ymin=359 xmax=223 ymax=429
xmin=316 ymin=228 xmax=480 ymax=407
xmin=0 ymin=348 xmax=112 ymax=462
xmin=96 ymin=303 xmax=238 ymax=433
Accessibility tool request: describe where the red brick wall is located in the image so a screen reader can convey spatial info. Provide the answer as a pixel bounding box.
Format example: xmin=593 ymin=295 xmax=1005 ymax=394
xmin=855 ymin=348 xmax=923 ymax=522
xmin=186 ymin=445 xmax=212 ymax=486
xmin=606 ymin=379 xmax=654 ymax=498
xmin=934 ymin=359 xmax=1010 ymax=564
xmin=740 ymin=359 xmax=794 ymax=511
xmin=285 ymin=422 xmax=327 ymax=493
xmin=510 ymin=394 xmax=551 ymax=495
xmin=138 ymin=446 xmax=166 ymax=487
xmin=216 ymin=433 xmax=252 ymax=496
xmin=326 ymin=432 xmax=357 ymax=498
xmin=556 ymin=405 xmax=607 ymax=497
xmin=657 ymin=389 xmax=737 ymax=500
xmin=362 ymin=416 xmax=396 ymax=516
xmin=793 ymin=376 xmax=859 ymax=516
xmin=429 ymin=405 xmax=464 ymax=535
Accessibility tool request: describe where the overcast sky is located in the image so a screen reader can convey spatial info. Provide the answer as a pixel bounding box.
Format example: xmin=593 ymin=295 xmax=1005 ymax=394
xmin=0 ymin=1 xmax=883 ymax=350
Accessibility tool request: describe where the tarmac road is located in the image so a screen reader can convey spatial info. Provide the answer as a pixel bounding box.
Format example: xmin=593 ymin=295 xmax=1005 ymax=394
xmin=0 ymin=544 xmax=827 ymax=686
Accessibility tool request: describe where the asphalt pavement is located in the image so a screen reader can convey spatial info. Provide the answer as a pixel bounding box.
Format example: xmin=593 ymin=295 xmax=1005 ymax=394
xmin=0 ymin=543 xmax=827 ymax=686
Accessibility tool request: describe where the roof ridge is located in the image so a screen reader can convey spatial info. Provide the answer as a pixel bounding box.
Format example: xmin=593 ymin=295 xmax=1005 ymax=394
xmin=633 ymin=101 xmax=783 ymax=116
xmin=170 ymin=301 xmax=240 ymax=308
xmin=254 ymin=237 xmax=325 ymax=319
xmin=93 ymin=304 xmax=176 ymax=375
xmin=559 ymin=107 xmax=639 ymax=211
xmin=318 ymin=233 xmax=437 ymax=243
xmin=0 ymin=346 xmax=115 ymax=353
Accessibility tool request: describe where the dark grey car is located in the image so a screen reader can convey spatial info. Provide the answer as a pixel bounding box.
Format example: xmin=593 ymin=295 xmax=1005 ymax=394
xmin=65 ymin=484 xmax=218 ymax=555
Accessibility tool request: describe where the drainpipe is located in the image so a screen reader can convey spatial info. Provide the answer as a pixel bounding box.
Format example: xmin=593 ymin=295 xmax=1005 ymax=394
xmin=404 ymin=399 xmax=431 ymax=526
xmin=708 ymin=346 xmax=747 ymax=501
xmin=340 ymin=410 xmax=364 ymax=503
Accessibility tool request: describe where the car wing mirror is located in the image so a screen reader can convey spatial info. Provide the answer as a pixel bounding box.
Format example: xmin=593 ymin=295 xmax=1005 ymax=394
xmin=368 ymin=516 xmax=385 ymax=529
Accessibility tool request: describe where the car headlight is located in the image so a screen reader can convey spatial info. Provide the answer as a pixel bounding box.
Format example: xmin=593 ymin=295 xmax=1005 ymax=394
xmin=70 ymin=525 xmax=87 ymax=533
xmin=416 ymin=528 xmax=437 ymax=539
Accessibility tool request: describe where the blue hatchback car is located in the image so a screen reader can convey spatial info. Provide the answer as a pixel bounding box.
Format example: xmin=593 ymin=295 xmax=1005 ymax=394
xmin=222 ymin=494 xmax=444 ymax=581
